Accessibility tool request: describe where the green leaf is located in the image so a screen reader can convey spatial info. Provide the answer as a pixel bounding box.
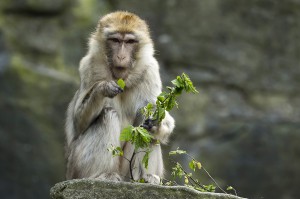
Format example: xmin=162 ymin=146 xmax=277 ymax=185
xmin=157 ymin=107 xmax=166 ymax=122
xmin=173 ymin=87 xmax=183 ymax=95
xmin=130 ymin=127 xmax=154 ymax=150
xmin=107 ymin=145 xmax=124 ymax=157
xmin=184 ymin=176 xmax=189 ymax=184
xmin=146 ymin=103 xmax=153 ymax=110
xmin=189 ymin=160 xmax=196 ymax=171
xmin=138 ymin=178 xmax=145 ymax=183
xmin=171 ymin=79 xmax=182 ymax=88
xmin=117 ymin=79 xmax=126 ymax=90
xmin=166 ymin=96 xmax=178 ymax=111
xmin=171 ymin=162 xmax=184 ymax=179
xmin=116 ymin=147 xmax=123 ymax=156
xmin=196 ymin=162 xmax=202 ymax=169
xmin=181 ymin=73 xmax=198 ymax=93
xmin=142 ymin=150 xmax=151 ymax=169
xmin=203 ymin=184 xmax=216 ymax=192
xmin=169 ymin=149 xmax=187 ymax=155
xmin=141 ymin=103 xmax=155 ymax=118
xmin=157 ymin=92 xmax=168 ymax=102
xmin=227 ymin=186 xmax=233 ymax=191
xmin=137 ymin=127 xmax=153 ymax=143
xmin=167 ymin=86 xmax=173 ymax=91
xmin=120 ymin=125 xmax=134 ymax=141
xmin=157 ymin=95 xmax=165 ymax=102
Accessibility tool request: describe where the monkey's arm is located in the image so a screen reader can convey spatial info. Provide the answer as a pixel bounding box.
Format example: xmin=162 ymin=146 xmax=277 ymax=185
xmin=73 ymin=81 xmax=122 ymax=136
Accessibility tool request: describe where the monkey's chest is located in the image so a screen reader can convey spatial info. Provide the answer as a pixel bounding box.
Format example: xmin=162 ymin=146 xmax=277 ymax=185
xmin=110 ymin=96 xmax=138 ymax=129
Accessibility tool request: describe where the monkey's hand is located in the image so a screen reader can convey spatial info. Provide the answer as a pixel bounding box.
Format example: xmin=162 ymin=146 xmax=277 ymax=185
xmin=141 ymin=118 xmax=158 ymax=133
xmin=141 ymin=112 xmax=174 ymax=144
xmin=103 ymin=81 xmax=123 ymax=98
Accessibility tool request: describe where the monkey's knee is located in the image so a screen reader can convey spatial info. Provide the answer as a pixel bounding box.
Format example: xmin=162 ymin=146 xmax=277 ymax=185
xmin=96 ymin=172 xmax=123 ymax=181
xmin=92 ymin=107 xmax=119 ymax=127
xmin=102 ymin=107 xmax=118 ymax=121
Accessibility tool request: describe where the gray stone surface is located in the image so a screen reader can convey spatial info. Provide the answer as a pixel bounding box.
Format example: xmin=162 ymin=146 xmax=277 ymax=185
xmin=50 ymin=179 xmax=244 ymax=199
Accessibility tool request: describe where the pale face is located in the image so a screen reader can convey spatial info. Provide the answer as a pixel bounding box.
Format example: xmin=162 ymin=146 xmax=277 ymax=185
xmin=105 ymin=32 xmax=139 ymax=79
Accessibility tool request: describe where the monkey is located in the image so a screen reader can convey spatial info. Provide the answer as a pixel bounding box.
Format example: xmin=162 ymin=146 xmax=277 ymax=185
xmin=65 ymin=11 xmax=175 ymax=184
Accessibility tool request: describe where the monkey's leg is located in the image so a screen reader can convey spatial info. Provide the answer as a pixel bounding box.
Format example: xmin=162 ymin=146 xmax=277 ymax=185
xmin=91 ymin=107 xmax=122 ymax=181
xmin=131 ymin=143 xmax=163 ymax=184
xmin=68 ymin=107 xmax=123 ymax=181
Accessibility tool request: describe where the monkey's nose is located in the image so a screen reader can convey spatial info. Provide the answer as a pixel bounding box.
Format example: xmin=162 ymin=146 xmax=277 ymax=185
xmin=117 ymin=55 xmax=125 ymax=61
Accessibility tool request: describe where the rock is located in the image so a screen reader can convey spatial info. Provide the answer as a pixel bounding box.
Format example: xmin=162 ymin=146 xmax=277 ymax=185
xmin=50 ymin=179 xmax=244 ymax=199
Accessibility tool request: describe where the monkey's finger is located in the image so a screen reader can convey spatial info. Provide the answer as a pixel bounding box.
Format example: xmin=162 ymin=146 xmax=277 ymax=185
xmin=144 ymin=118 xmax=158 ymax=126
xmin=141 ymin=123 xmax=151 ymax=130
xmin=144 ymin=118 xmax=151 ymax=125
xmin=111 ymin=86 xmax=123 ymax=94
xmin=116 ymin=87 xmax=123 ymax=93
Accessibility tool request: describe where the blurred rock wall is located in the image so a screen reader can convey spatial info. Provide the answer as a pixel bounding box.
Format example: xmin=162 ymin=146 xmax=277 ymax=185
xmin=0 ymin=0 xmax=299 ymax=199
xmin=0 ymin=0 xmax=75 ymax=198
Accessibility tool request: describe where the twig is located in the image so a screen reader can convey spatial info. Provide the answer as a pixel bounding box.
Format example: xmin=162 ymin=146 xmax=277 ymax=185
xmin=202 ymin=166 xmax=227 ymax=194
xmin=129 ymin=151 xmax=135 ymax=181
xmin=122 ymin=156 xmax=130 ymax=162
xmin=179 ymin=164 xmax=211 ymax=192
xmin=184 ymin=153 xmax=227 ymax=194
xmin=161 ymin=178 xmax=179 ymax=186
xmin=170 ymin=159 xmax=210 ymax=192
xmin=227 ymin=186 xmax=237 ymax=196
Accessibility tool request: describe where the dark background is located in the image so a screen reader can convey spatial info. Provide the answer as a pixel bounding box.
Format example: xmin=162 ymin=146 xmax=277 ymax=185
xmin=0 ymin=0 xmax=300 ymax=198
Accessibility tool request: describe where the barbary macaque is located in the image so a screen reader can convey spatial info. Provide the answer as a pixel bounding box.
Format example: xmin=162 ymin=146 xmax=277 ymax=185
xmin=65 ymin=11 xmax=175 ymax=184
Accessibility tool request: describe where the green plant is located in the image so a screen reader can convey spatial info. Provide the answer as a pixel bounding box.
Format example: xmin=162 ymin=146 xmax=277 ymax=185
xmin=110 ymin=73 xmax=237 ymax=196
xmin=167 ymin=148 xmax=237 ymax=195
xmin=117 ymin=73 xmax=198 ymax=177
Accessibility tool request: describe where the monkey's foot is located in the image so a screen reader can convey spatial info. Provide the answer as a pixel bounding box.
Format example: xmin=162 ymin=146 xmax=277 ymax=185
xmin=96 ymin=172 xmax=123 ymax=181
xmin=143 ymin=174 xmax=160 ymax=184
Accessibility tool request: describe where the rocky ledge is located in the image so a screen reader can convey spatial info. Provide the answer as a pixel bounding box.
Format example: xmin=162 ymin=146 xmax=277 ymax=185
xmin=50 ymin=179 xmax=245 ymax=199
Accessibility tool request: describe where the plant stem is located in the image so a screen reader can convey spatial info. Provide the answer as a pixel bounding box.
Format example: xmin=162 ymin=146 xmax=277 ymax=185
xmin=202 ymin=166 xmax=227 ymax=194
xmin=229 ymin=187 xmax=237 ymax=196
xmin=185 ymin=153 xmax=227 ymax=194
xmin=129 ymin=151 xmax=135 ymax=181
xmin=170 ymin=159 xmax=210 ymax=192
xmin=179 ymin=164 xmax=210 ymax=192
xmin=161 ymin=178 xmax=179 ymax=186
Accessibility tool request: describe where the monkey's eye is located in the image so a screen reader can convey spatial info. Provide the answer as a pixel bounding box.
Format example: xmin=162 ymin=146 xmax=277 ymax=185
xmin=109 ymin=38 xmax=120 ymax=43
xmin=126 ymin=39 xmax=137 ymax=44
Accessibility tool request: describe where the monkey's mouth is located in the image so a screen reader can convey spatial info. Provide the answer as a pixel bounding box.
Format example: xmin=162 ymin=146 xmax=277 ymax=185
xmin=112 ymin=66 xmax=129 ymax=79
xmin=115 ymin=66 xmax=127 ymax=71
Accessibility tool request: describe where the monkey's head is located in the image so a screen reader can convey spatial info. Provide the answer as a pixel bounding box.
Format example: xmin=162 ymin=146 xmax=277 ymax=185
xmin=95 ymin=11 xmax=152 ymax=80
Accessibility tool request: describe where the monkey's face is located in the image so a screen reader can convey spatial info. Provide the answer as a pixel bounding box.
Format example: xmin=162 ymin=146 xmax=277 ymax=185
xmin=106 ymin=32 xmax=139 ymax=80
